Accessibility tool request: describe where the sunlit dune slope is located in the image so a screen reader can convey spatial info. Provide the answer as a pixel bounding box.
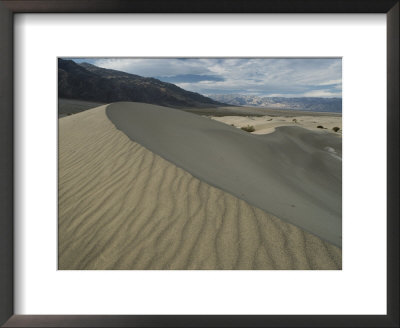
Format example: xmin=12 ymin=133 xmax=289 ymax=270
xmin=58 ymin=105 xmax=341 ymax=270
xmin=107 ymin=102 xmax=342 ymax=247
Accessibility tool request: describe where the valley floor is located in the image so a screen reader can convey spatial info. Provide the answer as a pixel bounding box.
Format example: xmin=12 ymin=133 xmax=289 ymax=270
xmin=210 ymin=114 xmax=342 ymax=135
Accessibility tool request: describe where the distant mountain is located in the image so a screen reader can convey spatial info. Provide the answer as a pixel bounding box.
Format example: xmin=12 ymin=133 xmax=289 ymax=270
xmin=58 ymin=59 xmax=224 ymax=108
xmin=209 ymin=94 xmax=342 ymax=113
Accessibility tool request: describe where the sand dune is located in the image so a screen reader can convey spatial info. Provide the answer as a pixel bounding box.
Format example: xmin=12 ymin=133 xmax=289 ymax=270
xmin=107 ymin=102 xmax=342 ymax=247
xmin=211 ymin=114 xmax=342 ymax=135
xmin=59 ymin=105 xmax=341 ymax=270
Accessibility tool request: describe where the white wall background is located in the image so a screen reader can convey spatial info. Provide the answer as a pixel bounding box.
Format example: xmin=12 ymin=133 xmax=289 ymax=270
xmin=14 ymin=14 xmax=386 ymax=315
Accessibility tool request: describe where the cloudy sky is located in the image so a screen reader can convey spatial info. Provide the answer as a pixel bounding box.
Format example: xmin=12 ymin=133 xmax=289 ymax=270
xmin=72 ymin=58 xmax=342 ymax=98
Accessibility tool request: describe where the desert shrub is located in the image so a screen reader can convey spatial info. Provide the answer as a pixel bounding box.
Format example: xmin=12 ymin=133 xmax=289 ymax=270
xmin=332 ymin=127 xmax=340 ymax=132
xmin=317 ymin=125 xmax=324 ymax=129
xmin=241 ymin=125 xmax=255 ymax=132
xmin=292 ymin=118 xmax=297 ymax=123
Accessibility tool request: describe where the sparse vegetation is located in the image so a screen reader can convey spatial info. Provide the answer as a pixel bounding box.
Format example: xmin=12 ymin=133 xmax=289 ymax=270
xmin=332 ymin=127 xmax=340 ymax=132
xmin=317 ymin=125 xmax=324 ymax=129
xmin=292 ymin=118 xmax=297 ymax=123
xmin=241 ymin=125 xmax=255 ymax=132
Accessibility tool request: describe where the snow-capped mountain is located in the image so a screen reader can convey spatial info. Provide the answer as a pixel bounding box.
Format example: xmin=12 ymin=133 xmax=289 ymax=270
xmin=209 ymin=94 xmax=342 ymax=113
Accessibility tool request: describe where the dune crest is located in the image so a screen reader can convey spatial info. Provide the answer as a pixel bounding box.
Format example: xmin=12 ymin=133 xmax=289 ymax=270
xmin=106 ymin=102 xmax=342 ymax=247
xmin=59 ymin=105 xmax=341 ymax=270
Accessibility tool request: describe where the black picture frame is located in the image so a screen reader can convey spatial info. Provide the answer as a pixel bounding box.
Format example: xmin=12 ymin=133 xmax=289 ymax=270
xmin=0 ymin=1 xmax=398 ymax=327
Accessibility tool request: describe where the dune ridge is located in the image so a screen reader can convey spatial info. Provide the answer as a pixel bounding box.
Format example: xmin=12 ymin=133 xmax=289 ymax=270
xmin=106 ymin=102 xmax=342 ymax=247
xmin=59 ymin=105 xmax=341 ymax=270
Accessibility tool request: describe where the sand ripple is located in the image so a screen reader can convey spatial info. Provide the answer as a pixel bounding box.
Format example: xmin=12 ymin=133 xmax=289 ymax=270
xmin=58 ymin=106 xmax=341 ymax=269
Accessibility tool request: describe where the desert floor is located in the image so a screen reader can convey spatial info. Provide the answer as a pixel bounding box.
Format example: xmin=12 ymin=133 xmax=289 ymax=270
xmin=210 ymin=114 xmax=342 ymax=135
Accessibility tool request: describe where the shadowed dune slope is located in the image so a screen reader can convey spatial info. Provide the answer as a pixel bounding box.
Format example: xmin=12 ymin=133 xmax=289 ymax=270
xmin=107 ymin=102 xmax=342 ymax=247
xmin=59 ymin=106 xmax=341 ymax=270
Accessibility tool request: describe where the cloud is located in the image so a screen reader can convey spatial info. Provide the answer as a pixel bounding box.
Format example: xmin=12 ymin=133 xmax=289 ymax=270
xmin=155 ymin=74 xmax=224 ymax=83
xmin=317 ymin=79 xmax=342 ymax=86
xmin=91 ymin=58 xmax=215 ymax=77
xmin=72 ymin=58 xmax=342 ymax=97
xmin=266 ymin=90 xmax=342 ymax=98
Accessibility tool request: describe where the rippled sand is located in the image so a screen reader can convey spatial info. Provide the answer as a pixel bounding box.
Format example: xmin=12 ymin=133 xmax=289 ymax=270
xmin=58 ymin=105 xmax=341 ymax=270
xmin=107 ymin=102 xmax=342 ymax=247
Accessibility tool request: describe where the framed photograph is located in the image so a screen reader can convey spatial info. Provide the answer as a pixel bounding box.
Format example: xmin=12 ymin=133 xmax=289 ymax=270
xmin=1 ymin=0 xmax=398 ymax=327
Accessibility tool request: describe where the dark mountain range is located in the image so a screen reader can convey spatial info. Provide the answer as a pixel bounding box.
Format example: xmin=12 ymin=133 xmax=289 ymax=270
xmin=58 ymin=59 xmax=224 ymax=108
xmin=210 ymin=94 xmax=342 ymax=113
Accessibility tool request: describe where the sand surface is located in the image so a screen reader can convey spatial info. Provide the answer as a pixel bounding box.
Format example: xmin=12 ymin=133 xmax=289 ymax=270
xmin=107 ymin=102 xmax=342 ymax=247
xmin=59 ymin=105 xmax=341 ymax=269
xmin=211 ymin=115 xmax=342 ymax=135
